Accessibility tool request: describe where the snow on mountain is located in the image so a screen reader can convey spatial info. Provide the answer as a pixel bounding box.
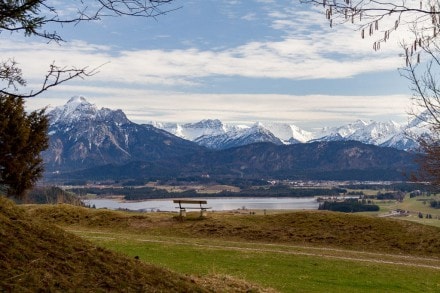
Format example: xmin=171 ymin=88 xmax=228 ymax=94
xmin=148 ymin=119 xmax=241 ymax=141
xmin=49 ymin=96 xmax=434 ymax=152
xmin=44 ymin=96 xmax=200 ymax=172
xmin=380 ymin=132 xmax=420 ymax=151
xmin=49 ymin=96 xmax=98 ymax=124
xmin=380 ymin=111 xmax=432 ymax=150
xmin=195 ymin=122 xmax=283 ymax=150
xmin=261 ymin=122 xmax=314 ymax=143
xmin=150 ymin=115 xmax=432 ymax=151
xmin=49 ymin=96 xmax=129 ymax=127
xmin=313 ymin=120 xmax=370 ymax=140
xmin=311 ymin=119 xmax=418 ymax=150
xmin=150 ymin=120 xmax=313 ymax=147
xmin=346 ymin=120 xmax=403 ymax=145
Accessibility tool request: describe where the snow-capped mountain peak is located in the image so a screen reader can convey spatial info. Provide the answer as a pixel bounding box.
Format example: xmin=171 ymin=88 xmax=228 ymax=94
xmin=51 ymin=96 xmax=432 ymax=152
xmin=261 ymin=122 xmax=314 ymax=143
xmin=148 ymin=119 xmax=238 ymax=141
xmin=346 ymin=120 xmax=402 ymax=145
xmin=49 ymin=96 xmax=98 ymax=124
xmin=49 ymin=96 xmax=130 ymax=126
xmin=150 ymin=116 xmax=430 ymax=151
xmin=67 ymin=95 xmax=89 ymax=106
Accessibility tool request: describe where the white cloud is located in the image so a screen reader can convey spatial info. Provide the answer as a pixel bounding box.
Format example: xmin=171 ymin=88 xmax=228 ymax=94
xmin=25 ymin=87 xmax=411 ymax=129
xmin=0 ymin=32 xmax=403 ymax=91
xmin=6 ymin=2 xmax=416 ymax=129
xmin=242 ymin=12 xmax=257 ymax=21
xmin=0 ymin=4 xmax=409 ymax=89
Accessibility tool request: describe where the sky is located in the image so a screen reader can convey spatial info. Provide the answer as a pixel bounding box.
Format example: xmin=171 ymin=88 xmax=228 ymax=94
xmin=1 ymin=0 xmax=418 ymax=130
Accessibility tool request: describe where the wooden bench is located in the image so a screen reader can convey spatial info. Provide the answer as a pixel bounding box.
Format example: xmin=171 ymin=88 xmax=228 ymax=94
xmin=173 ymin=199 xmax=211 ymax=217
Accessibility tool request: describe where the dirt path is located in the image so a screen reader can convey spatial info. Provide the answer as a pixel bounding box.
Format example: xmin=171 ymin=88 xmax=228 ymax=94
xmin=69 ymin=229 xmax=440 ymax=270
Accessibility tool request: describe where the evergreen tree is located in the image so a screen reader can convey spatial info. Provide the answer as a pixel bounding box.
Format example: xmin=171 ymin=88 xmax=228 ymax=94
xmin=0 ymin=94 xmax=48 ymax=199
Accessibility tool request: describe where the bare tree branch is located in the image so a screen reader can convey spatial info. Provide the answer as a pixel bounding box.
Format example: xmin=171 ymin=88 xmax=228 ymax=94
xmin=0 ymin=62 xmax=102 ymax=99
xmin=0 ymin=0 xmax=180 ymax=43
xmin=302 ymin=0 xmax=440 ymax=185
xmin=301 ymin=0 xmax=440 ymax=50
xmin=0 ymin=0 xmax=178 ymax=98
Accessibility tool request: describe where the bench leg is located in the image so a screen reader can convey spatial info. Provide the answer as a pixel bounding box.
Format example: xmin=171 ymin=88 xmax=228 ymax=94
xmin=200 ymin=209 xmax=207 ymax=217
xmin=180 ymin=209 xmax=186 ymax=217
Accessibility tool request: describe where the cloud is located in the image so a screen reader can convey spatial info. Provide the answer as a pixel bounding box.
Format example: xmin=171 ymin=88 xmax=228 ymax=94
xmin=5 ymin=1 xmax=415 ymax=129
xmin=25 ymin=87 xmax=411 ymax=129
xmin=0 ymin=3 xmax=409 ymax=91
xmin=0 ymin=32 xmax=402 ymax=92
xmin=241 ymin=12 xmax=258 ymax=21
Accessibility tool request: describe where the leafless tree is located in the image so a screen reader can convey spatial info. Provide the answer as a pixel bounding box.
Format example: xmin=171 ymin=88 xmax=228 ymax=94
xmin=303 ymin=0 xmax=440 ymax=184
xmin=301 ymin=0 xmax=440 ymax=49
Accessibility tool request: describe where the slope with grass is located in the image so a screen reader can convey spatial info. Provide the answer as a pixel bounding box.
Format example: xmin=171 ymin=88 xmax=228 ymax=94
xmin=78 ymin=231 xmax=440 ymax=292
xmin=24 ymin=204 xmax=440 ymax=292
xmin=0 ymin=197 xmax=271 ymax=292
xmin=26 ymin=204 xmax=440 ymax=257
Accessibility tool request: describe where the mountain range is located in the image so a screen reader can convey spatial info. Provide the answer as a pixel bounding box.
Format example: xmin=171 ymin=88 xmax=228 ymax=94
xmin=149 ymin=115 xmax=430 ymax=151
xmin=44 ymin=96 xmax=203 ymax=172
xmin=42 ymin=96 xmax=421 ymax=182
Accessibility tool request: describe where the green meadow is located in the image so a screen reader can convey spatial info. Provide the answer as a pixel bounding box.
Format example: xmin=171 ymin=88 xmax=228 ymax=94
xmin=78 ymin=230 xmax=440 ymax=292
xmin=23 ymin=201 xmax=440 ymax=292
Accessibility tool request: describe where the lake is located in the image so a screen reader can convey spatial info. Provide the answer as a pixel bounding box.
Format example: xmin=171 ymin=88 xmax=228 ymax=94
xmin=83 ymin=197 xmax=319 ymax=212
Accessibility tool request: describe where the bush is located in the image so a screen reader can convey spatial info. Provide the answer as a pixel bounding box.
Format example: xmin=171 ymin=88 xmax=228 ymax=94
xmin=319 ymin=199 xmax=380 ymax=213
xmin=430 ymin=200 xmax=440 ymax=209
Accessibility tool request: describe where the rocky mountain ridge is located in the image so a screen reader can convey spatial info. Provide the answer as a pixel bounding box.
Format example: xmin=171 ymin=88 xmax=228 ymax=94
xmin=42 ymin=96 xmax=419 ymax=182
xmin=44 ymin=96 xmax=202 ymax=173
xmin=149 ymin=115 xmax=431 ymax=151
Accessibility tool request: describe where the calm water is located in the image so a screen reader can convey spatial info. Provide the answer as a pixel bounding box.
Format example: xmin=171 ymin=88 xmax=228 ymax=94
xmin=83 ymin=197 xmax=319 ymax=212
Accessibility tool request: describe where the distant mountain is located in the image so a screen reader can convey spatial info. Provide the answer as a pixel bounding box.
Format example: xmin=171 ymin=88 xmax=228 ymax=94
xmin=263 ymin=122 xmax=314 ymax=143
xmin=149 ymin=120 xmax=314 ymax=149
xmin=43 ymin=96 xmax=202 ymax=174
xmin=195 ymin=140 xmax=417 ymax=180
xmin=59 ymin=141 xmax=417 ymax=182
xmin=42 ymin=97 xmax=419 ymax=182
xmin=312 ymin=120 xmax=405 ymax=147
xmin=149 ymin=119 xmax=237 ymax=141
xmin=195 ymin=122 xmax=283 ymax=150
xmin=150 ymin=116 xmax=431 ymax=151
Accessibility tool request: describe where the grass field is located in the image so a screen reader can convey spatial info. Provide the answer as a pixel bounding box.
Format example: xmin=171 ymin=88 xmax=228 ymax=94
xmin=1 ymin=197 xmax=276 ymax=292
xmin=73 ymin=228 xmax=440 ymax=292
xmin=23 ymin=202 xmax=440 ymax=292
xmin=366 ymin=194 xmax=440 ymax=227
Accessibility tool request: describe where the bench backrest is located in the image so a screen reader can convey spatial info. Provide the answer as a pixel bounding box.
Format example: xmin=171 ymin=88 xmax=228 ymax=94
xmin=173 ymin=199 xmax=207 ymax=205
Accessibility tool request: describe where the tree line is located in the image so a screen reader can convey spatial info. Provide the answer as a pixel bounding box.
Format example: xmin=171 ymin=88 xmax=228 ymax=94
xmin=68 ymin=186 xmax=347 ymax=201
xmin=319 ymin=199 xmax=380 ymax=213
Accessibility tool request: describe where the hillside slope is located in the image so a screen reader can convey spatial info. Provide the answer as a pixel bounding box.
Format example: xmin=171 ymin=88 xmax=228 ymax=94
xmin=25 ymin=203 xmax=440 ymax=257
xmin=0 ymin=196 xmax=207 ymax=292
xmin=0 ymin=196 xmax=274 ymax=292
xmin=188 ymin=141 xmax=416 ymax=180
xmin=51 ymin=140 xmax=417 ymax=182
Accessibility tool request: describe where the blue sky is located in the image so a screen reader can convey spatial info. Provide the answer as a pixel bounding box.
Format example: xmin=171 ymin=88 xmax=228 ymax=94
xmin=3 ymin=0 xmax=415 ymax=130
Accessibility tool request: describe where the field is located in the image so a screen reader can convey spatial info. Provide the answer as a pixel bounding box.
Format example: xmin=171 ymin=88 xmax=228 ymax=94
xmin=24 ymin=202 xmax=440 ymax=292
xmin=73 ymin=228 xmax=440 ymax=292
xmin=0 ymin=197 xmax=270 ymax=292
xmin=355 ymin=192 xmax=440 ymax=227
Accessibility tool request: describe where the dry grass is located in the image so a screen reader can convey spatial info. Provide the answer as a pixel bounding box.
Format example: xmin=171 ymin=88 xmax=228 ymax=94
xmin=0 ymin=197 xmax=272 ymax=292
xmin=25 ymin=204 xmax=440 ymax=257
